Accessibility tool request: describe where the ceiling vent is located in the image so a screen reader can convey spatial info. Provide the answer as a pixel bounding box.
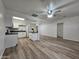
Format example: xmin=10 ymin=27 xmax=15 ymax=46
xmin=32 ymin=14 xmax=38 ymax=17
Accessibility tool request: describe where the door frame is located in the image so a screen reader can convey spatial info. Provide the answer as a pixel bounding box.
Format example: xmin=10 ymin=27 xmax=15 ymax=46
xmin=57 ymin=23 xmax=63 ymax=39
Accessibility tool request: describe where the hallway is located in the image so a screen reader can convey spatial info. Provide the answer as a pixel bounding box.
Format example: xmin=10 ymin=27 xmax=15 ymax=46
xmin=2 ymin=37 xmax=79 ymax=59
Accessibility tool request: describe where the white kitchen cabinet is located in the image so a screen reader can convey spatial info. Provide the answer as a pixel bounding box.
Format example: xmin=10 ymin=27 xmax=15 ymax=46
xmin=4 ymin=15 xmax=13 ymax=27
xmin=5 ymin=35 xmax=18 ymax=48
xmin=18 ymin=32 xmax=26 ymax=38
xmin=18 ymin=25 xmax=26 ymax=38
xmin=29 ymin=33 xmax=39 ymax=41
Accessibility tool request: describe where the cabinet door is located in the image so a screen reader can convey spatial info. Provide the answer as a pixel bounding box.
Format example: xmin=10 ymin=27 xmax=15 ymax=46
xmin=32 ymin=34 xmax=38 ymax=41
xmin=29 ymin=33 xmax=32 ymax=39
xmin=5 ymin=35 xmax=17 ymax=48
xmin=4 ymin=15 xmax=13 ymax=27
xmin=18 ymin=32 xmax=26 ymax=38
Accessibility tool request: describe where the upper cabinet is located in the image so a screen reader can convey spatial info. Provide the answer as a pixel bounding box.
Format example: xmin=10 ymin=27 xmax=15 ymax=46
xmin=4 ymin=14 xmax=13 ymax=27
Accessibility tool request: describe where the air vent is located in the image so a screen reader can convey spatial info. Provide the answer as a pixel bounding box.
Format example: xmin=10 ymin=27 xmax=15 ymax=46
xmin=32 ymin=14 xmax=38 ymax=17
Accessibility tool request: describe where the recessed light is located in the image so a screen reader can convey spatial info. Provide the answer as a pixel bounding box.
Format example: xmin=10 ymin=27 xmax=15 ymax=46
xmin=13 ymin=16 xmax=25 ymax=20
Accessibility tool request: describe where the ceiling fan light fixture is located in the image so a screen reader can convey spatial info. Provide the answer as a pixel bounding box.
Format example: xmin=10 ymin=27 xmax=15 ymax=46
xmin=47 ymin=14 xmax=53 ymax=18
xmin=47 ymin=2 xmax=54 ymax=18
xmin=48 ymin=10 xmax=53 ymax=15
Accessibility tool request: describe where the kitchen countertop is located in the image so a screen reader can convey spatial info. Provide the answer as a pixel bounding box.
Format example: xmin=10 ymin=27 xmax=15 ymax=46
xmin=10 ymin=31 xmax=26 ymax=32
xmin=29 ymin=32 xmax=38 ymax=33
xmin=5 ymin=33 xmax=18 ymax=35
xmin=5 ymin=30 xmax=26 ymax=35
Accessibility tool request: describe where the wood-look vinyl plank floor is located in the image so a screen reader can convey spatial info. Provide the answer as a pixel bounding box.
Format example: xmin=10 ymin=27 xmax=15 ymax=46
xmin=2 ymin=38 xmax=79 ymax=59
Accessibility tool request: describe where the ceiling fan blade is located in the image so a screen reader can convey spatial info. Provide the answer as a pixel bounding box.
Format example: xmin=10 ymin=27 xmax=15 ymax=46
xmin=55 ymin=0 xmax=79 ymax=10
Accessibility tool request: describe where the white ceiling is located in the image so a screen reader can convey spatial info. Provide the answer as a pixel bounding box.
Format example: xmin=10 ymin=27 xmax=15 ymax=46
xmin=2 ymin=0 xmax=79 ymax=23
xmin=3 ymin=0 xmax=73 ymax=13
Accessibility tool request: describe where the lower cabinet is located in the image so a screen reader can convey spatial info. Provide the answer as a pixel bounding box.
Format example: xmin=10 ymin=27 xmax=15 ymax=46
xmin=29 ymin=33 xmax=39 ymax=41
xmin=5 ymin=35 xmax=18 ymax=48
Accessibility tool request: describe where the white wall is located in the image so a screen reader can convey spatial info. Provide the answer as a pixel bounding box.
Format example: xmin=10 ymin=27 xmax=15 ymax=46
xmin=39 ymin=23 xmax=57 ymax=37
xmin=0 ymin=0 xmax=6 ymax=59
xmin=39 ymin=16 xmax=79 ymax=41
xmin=63 ymin=16 xmax=79 ymax=41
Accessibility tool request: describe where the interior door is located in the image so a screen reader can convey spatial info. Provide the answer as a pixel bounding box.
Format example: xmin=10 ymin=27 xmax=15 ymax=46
xmin=57 ymin=23 xmax=63 ymax=39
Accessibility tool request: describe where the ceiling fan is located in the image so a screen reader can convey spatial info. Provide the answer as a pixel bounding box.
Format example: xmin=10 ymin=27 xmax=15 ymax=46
xmin=32 ymin=0 xmax=79 ymax=18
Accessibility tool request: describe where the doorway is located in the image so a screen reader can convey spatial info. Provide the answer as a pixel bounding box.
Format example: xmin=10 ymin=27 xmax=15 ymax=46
xmin=57 ymin=23 xmax=63 ymax=39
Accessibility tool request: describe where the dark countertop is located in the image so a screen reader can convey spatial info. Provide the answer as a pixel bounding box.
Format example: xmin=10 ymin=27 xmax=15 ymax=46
xmin=5 ymin=30 xmax=26 ymax=35
xmin=10 ymin=31 xmax=26 ymax=32
xmin=5 ymin=32 xmax=18 ymax=35
xmin=29 ymin=32 xmax=38 ymax=33
xmin=5 ymin=34 xmax=17 ymax=35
